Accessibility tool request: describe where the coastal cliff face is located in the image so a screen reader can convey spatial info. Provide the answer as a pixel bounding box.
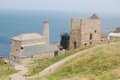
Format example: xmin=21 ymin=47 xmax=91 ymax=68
xmin=69 ymin=14 xmax=101 ymax=49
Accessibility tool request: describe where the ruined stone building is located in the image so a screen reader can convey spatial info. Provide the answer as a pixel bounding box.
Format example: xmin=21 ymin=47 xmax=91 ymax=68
xmin=69 ymin=14 xmax=101 ymax=49
xmin=10 ymin=21 xmax=59 ymax=63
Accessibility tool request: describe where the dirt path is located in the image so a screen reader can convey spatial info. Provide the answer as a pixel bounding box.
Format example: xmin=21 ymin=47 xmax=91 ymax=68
xmin=9 ymin=64 xmax=28 ymax=80
xmin=28 ymin=43 xmax=112 ymax=79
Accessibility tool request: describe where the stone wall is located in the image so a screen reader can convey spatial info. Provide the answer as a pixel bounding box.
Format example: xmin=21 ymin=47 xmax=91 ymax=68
xmin=21 ymin=38 xmax=47 ymax=45
xmin=10 ymin=39 xmax=22 ymax=53
xmin=43 ymin=21 xmax=49 ymax=44
xmin=10 ymin=21 xmax=50 ymax=54
xmin=80 ymin=19 xmax=101 ymax=46
xmin=10 ymin=51 xmax=57 ymax=64
xmin=69 ymin=29 xmax=81 ymax=49
xmin=69 ymin=19 xmax=81 ymax=49
xmin=10 ymin=37 xmax=47 ymax=54
xmin=69 ymin=17 xmax=101 ymax=49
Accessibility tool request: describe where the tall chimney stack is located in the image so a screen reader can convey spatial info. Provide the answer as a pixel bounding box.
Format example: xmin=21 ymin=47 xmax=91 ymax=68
xmin=43 ymin=21 xmax=49 ymax=43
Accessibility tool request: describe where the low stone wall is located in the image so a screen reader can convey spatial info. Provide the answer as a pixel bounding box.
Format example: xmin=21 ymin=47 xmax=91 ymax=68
xmin=33 ymin=52 xmax=54 ymax=60
xmin=10 ymin=52 xmax=56 ymax=64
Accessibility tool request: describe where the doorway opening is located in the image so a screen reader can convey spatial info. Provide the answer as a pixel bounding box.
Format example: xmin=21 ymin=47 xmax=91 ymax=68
xmin=74 ymin=41 xmax=77 ymax=49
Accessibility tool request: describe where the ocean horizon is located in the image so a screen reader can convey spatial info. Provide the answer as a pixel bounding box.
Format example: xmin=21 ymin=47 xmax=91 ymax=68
xmin=0 ymin=10 xmax=120 ymax=56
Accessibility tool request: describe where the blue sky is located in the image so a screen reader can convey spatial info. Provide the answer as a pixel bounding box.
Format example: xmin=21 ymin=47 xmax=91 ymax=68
xmin=0 ymin=0 xmax=120 ymax=14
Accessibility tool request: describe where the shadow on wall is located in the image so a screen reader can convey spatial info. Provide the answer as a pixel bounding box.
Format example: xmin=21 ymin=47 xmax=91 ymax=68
xmin=60 ymin=32 xmax=70 ymax=50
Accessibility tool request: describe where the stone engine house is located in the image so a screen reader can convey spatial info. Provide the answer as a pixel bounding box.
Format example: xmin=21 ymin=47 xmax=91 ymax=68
xmin=10 ymin=21 xmax=59 ymax=63
xmin=69 ymin=14 xmax=101 ymax=49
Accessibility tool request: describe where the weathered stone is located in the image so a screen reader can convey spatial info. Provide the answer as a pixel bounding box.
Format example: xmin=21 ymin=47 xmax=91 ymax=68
xmin=69 ymin=14 xmax=101 ymax=49
xmin=10 ymin=21 xmax=59 ymax=63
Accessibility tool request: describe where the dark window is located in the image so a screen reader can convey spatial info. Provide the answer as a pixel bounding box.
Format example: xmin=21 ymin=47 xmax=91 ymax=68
xmin=90 ymin=34 xmax=93 ymax=40
xmin=74 ymin=41 xmax=77 ymax=49
xmin=90 ymin=42 xmax=92 ymax=44
xmin=94 ymin=30 xmax=97 ymax=33
xmin=21 ymin=47 xmax=23 ymax=49
xmin=84 ymin=43 xmax=87 ymax=46
xmin=54 ymin=51 xmax=58 ymax=57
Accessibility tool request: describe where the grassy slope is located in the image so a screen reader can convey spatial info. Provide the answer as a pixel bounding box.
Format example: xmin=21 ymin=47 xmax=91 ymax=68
xmin=37 ymin=43 xmax=120 ymax=80
xmin=27 ymin=45 xmax=94 ymax=76
xmin=0 ymin=59 xmax=17 ymax=80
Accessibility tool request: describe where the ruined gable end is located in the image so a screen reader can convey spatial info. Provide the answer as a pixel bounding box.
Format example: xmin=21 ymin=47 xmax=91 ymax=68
xmin=89 ymin=13 xmax=100 ymax=19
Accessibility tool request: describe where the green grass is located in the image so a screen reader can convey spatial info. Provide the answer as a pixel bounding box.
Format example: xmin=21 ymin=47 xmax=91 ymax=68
xmin=27 ymin=44 xmax=95 ymax=76
xmin=0 ymin=59 xmax=17 ymax=80
xmin=35 ymin=42 xmax=120 ymax=80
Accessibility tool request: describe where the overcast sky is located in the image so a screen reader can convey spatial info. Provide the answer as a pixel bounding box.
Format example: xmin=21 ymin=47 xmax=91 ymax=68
xmin=0 ymin=0 xmax=120 ymax=14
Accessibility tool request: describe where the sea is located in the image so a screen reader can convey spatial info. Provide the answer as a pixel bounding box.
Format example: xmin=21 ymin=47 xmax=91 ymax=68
xmin=0 ymin=10 xmax=120 ymax=56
